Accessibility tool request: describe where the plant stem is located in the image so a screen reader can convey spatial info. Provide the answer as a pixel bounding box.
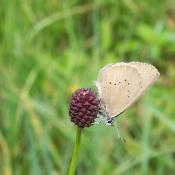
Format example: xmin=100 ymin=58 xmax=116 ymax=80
xmin=68 ymin=127 xmax=82 ymax=175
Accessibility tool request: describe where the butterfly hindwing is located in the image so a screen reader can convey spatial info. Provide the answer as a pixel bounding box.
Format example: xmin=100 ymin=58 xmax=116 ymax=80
xmin=129 ymin=62 xmax=160 ymax=94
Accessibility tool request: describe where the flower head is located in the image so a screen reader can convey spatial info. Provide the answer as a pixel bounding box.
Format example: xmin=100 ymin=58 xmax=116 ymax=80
xmin=69 ymin=88 xmax=99 ymax=128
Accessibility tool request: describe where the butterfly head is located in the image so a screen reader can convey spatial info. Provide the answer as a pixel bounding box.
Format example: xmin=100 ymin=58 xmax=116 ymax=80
xmin=106 ymin=118 xmax=113 ymax=126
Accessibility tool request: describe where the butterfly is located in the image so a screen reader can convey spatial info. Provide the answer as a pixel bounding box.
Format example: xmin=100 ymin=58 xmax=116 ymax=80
xmin=95 ymin=62 xmax=160 ymax=126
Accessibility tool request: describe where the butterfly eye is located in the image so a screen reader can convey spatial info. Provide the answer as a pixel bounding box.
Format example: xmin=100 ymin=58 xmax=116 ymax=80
xmin=107 ymin=118 xmax=113 ymax=124
xmin=109 ymin=82 xmax=112 ymax=84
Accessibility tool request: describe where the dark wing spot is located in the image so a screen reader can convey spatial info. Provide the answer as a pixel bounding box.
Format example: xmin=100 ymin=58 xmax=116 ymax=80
xmin=128 ymin=96 xmax=130 ymax=98
xmin=124 ymin=79 xmax=127 ymax=81
xmin=110 ymin=82 xmax=112 ymax=84
xmin=119 ymin=81 xmax=121 ymax=84
xmin=128 ymin=83 xmax=130 ymax=85
xmin=114 ymin=83 xmax=116 ymax=85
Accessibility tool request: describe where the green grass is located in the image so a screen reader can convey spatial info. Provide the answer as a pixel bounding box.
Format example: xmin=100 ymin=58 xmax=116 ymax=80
xmin=0 ymin=0 xmax=175 ymax=174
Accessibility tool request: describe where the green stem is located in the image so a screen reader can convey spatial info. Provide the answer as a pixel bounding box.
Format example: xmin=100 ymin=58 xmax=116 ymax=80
xmin=68 ymin=127 xmax=82 ymax=175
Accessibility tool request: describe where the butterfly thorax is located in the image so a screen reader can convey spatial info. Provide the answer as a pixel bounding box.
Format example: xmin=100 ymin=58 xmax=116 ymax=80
xmin=98 ymin=100 xmax=114 ymax=126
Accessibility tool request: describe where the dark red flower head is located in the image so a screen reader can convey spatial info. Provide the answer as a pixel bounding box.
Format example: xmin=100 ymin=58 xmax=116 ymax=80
xmin=69 ymin=88 xmax=99 ymax=128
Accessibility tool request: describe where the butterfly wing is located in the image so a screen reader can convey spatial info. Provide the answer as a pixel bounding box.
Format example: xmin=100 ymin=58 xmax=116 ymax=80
xmin=96 ymin=62 xmax=160 ymax=118
xmin=129 ymin=62 xmax=160 ymax=95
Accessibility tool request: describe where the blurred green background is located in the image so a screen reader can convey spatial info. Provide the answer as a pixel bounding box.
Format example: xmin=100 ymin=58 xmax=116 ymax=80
xmin=0 ymin=0 xmax=175 ymax=175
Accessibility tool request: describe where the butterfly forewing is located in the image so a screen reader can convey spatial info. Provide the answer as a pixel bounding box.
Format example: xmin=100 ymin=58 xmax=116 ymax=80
xmin=98 ymin=65 xmax=142 ymax=117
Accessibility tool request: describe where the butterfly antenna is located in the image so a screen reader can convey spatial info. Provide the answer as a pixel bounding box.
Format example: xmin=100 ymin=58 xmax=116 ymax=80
xmin=115 ymin=122 xmax=126 ymax=143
